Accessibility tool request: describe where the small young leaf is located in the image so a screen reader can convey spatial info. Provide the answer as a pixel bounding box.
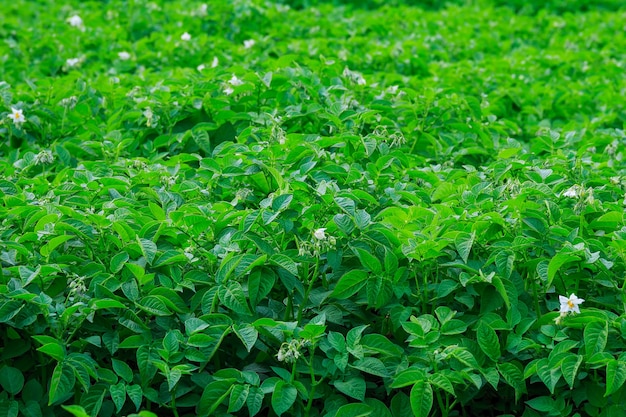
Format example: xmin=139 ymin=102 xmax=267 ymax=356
xmin=110 ymin=382 xmax=126 ymax=413
xmin=455 ymin=232 xmax=475 ymax=263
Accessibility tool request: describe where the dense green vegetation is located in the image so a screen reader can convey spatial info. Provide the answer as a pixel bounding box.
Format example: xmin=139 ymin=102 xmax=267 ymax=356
xmin=1 ymin=1 xmax=626 ymax=416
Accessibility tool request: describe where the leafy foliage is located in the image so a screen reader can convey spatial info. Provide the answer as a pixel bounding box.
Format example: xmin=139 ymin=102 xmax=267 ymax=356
xmin=1 ymin=0 xmax=626 ymax=416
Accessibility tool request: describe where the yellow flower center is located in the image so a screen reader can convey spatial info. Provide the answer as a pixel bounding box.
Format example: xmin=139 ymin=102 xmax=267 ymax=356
xmin=13 ymin=112 xmax=19 ymax=118
xmin=567 ymin=300 xmax=575 ymax=308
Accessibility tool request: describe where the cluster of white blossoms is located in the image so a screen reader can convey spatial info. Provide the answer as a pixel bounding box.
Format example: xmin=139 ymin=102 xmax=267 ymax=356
xmin=555 ymin=293 xmax=584 ymax=324
xmin=118 ymin=51 xmax=131 ymax=61
xmin=243 ymin=39 xmax=256 ymax=49
xmin=276 ymin=339 xmax=309 ymax=363
xmin=342 ymin=67 xmax=367 ymax=86
xmin=223 ymin=74 xmax=244 ymax=96
xmin=181 ymin=32 xmax=191 ymax=41
xmin=34 ymin=150 xmax=55 ymax=166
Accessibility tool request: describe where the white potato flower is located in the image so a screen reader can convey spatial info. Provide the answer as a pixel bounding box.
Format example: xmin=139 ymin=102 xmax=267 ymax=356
xmin=181 ymin=32 xmax=191 ymax=41
xmin=228 ymin=74 xmax=244 ymax=86
xmin=559 ymin=293 xmax=584 ymax=314
xmin=67 ymin=15 xmax=84 ymax=28
xmin=66 ymin=58 xmax=81 ymax=68
xmin=243 ymin=39 xmax=256 ymax=49
xmin=562 ymin=185 xmax=580 ymax=198
xmin=313 ymin=228 xmax=326 ymax=240
xmin=118 ymin=51 xmax=131 ymax=61
xmin=8 ymin=107 xmax=26 ymax=125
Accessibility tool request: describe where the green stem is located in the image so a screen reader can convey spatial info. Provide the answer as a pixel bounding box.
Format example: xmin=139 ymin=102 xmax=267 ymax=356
xmin=532 ymin=272 xmax=542 ymax=319
xmin=297 ymin=261 xmax=319 ymax=324
xmin=171 ymin=386 xmax=180 ymax=417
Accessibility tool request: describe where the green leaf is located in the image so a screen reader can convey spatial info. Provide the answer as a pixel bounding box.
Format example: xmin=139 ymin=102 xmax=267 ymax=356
xmin=477 ymin=321 xmax=500 ymax=361
xmin=112 ymin=359 xmax=134 ymax=383
xmin=0 ymin=366 xmax=24 ymax=395
xmin=335 ymin=377 xmax=366 ymax=401
xmin=354 ymin=247 xmax=382 ymax=274
xmin=137 ymin=295 xmax=171 ymax=316
xmin=271 ymin=381 xmax=297 ymax=416
xmin=331 ymin=269 xmax=368 ymax=299
xmin=498 ymin=363 xmax=525 ymax=401
xmin=40 ymin=235 xmax=74 ymax=257
xmin=429 ymin=373 xmax=455 ymax=396
xmin=272 ymin=194 xmax=293 ymax=211
xmin=526 ymin=397 xmax=558 ymax=413
xmin=153 ymin=250 xmax=188 ymax=267
xmin=536 ymin=358 xmax=561 ymax=394
xmin=584 ymin=321 xmax=608 ymax=358
xmin=334 ymin=403 xmax=372 ymax=417
xmin=440 ymin=319 xmax=467 ymax=335
xmin=163 ymin=330 xmax=180 ymax=354
xmin=269 ymin=254 xmax=299 ymax=276
xmin=451 ymin=348 xmax=479 ymax=369
xmin=0 ymin=300 xmax=23 ymax=323
xmin=335 ymin=197 xmax=356 ymax=216
xmin=391 ymin=369 xmax=427 ymax=389
xmin=491 ymin=275 xmax=511 ymax=311
xmin=137 ymin=237 xmax=157 ymax=264
xmin=246 ymin=386 xmax=264 ymax=417
xmin=334 ymin=213 xmax=355 ymax=235
xmin=80 ymin=383 xmax=106 ymax=417
xmin=49 ymin=362 xmax=75 ymax=405
xmin=455 ymin=231 xmax=475 ymax=263
xmin=354 ymin=209 xmax=372 ymax=230
xmin=547 ymin=252 xmax=580 ymax=288
xmin=197 ymin=380 xmax=233 ymax=416
xmin=495 ymin=250 xmax=515 ymax=279
xmin=248 ymin=269 xmax=275 ymax=309
xmin=218 ymin=282 xmax=251 ymax=315
xmin=228 ymin=384 xmax=249 ymax=413
xmin=351 ymin=358 xmax=389 ymax=377
xmin=561 ymin=354 xmax=583 ymax=389
xmin=110 ymin=382 xmax=126 ymax=413
xmin=234 ymin=323 xmax=258 ymax=352
xmin=61 ymin=405 xmax=90 ymax=417
xmin=0 ymin=400 xmax=18 ymax=417
xmin=605 ymin=359 xmax=626 ymax=397
xmin=410 ymin=380 xmax=433 ymax=417
xmin=110 ymin=252 xmax=129 ymax=273
xmin=127 ymin=385 xmax=143 ymax=411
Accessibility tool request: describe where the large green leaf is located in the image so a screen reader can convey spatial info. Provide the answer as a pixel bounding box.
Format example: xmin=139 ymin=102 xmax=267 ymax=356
xmin=410 ymin=380 xmax=433 ymax=417
xmin=49 ymin=362 xmax=75 ymax=405
xmin=271 ymin=381 xmax=297 ymax=416
xmin=218 ymin=282 xmax=251 ymax=315
xmin=0 ymin=366 xmax=24 ymax=395
xmin=197 ymin=380 xmax=234 ymax=416
xmin=331 ymin=269 xmax=368 ymax=299
xmin=584 ymin=321 xmax=608 ymax=358
xmin=477 ymin=321 xmax=500 ymax=361
xmin=334 ymin=403 xmax=372 ymax=417
xmin=335 ymin=377 xmax=366 ymax=401
xmin=605 ymin=359 xmax=626 ymax=397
